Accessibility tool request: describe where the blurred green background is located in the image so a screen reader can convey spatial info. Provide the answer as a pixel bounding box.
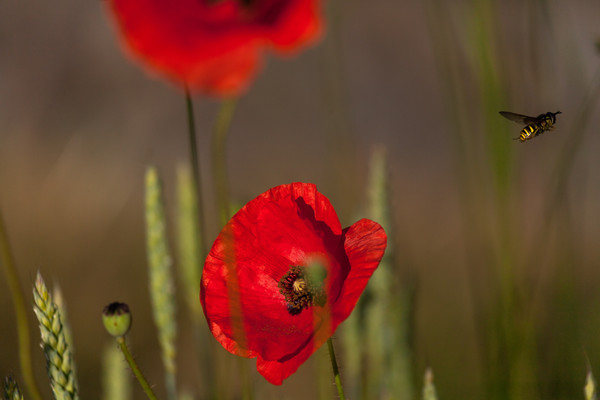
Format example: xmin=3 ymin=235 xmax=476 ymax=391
xmin=1 ymin=0 xmax=600 ymax=399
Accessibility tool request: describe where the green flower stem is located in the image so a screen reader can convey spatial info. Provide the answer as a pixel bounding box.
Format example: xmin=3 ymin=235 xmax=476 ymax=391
xmin=212 ymin=98 xmax=238 ymax=226
xmin=211 ymin=99 xmax=250 ymax=398
xmin=327 ymin=337 xmax=346 ymax=400
xmin=101 ymin=344 xmax=131 ymax=400
xmin=116 ymin=337 xmax=159 ymax=400
xmin=0 ymin=212 xmax=43 ymax=400
xmin=184 ymin=87 xmax=208 ymax=260
xmin=175 ymin=167 xmax=204 ymax=322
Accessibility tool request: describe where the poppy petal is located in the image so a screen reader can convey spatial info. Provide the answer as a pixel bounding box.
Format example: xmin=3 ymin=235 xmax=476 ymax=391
xmin=263 ymin=0 xmax=323 ymax=51
xmin=333 ymin=219 xmax=388 ymax=320
xmin=255 ymin=333 xmax=318 ymax=385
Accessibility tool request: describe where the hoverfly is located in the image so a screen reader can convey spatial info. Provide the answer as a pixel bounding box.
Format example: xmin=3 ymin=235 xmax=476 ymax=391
xmin=499 ymin=111 xmax=562 ymax=142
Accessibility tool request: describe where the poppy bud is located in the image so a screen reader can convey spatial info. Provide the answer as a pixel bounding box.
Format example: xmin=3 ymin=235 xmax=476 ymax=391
xmin=102 ymin=302 xmax=132 ymax=338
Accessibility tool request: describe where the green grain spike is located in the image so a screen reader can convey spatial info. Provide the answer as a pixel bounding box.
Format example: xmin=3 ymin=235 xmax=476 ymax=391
xmin=423 ymin=368 xmax=438 ymax=400
xmin=585 ymin=369 xmax=597 ymax=400
xmin=145 ymin=167 xmax=177 ymax=400
xmin=32 ymin=272 xmax=78 ymax=400
xmin=3 ymin=375 xmax=23 ymax=400
xmin=53 ymin=285 xmax=78 ymax=394
xmin=359 ymin=146 xmax=414 ymax=399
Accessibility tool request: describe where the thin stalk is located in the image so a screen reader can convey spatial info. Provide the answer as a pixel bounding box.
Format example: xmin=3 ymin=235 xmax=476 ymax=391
xmin=211 ymin=98 xmax=238 ymax=226
xmin=184 ymin=88 xmax=208 ymax=260
xmin=327 ymin=338 xmax=346 ymax=400
xmin=101 ymin=344 xmax=131 ymax=400
xmin=117 ymin=337 xmax=159 ymax=400
xmin=0 ymin=211 xmax=43 ymax=400
xmin=210 ymin=98 xmax=252 ymax=399
xmin=183 ymin=90 xmax=222 ymax=399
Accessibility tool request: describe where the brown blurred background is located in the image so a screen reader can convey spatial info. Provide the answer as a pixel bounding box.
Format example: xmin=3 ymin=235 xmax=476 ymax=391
xmin=1 ymin=0 xmax=600 ymax=399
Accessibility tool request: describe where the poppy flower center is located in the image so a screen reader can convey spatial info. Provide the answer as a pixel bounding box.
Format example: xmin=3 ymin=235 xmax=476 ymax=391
xmin=278 ymin=265 xmax=327 ymax=316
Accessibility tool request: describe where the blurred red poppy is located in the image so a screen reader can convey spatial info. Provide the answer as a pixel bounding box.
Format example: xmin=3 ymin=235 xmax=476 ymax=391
xmin=107 ymin=0 xmax=322 ymax=96
xmin=200 ymin=182 xmax=387 ymax=384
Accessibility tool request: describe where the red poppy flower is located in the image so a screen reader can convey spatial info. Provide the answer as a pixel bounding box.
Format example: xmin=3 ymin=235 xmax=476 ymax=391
xmin=200 ymin=183 xmax=387 ymax=384
xmin=107 ymin=0 xmax=322 ymax=96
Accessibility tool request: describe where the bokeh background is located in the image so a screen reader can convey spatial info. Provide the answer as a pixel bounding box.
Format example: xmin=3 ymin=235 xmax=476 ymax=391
xmin=1 ymin=0 xmax=600 ymax=399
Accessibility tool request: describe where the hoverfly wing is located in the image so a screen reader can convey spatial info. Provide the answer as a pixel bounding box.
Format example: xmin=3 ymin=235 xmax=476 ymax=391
xmin=499 ymin=111 xmax=538 ymax=125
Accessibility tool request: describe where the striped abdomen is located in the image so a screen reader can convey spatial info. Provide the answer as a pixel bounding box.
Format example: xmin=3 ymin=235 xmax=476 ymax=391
xmin=519 ymin=124 xmax=541 ymax=142
xmin=518 ymin=113 xmax=557 ymax=142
